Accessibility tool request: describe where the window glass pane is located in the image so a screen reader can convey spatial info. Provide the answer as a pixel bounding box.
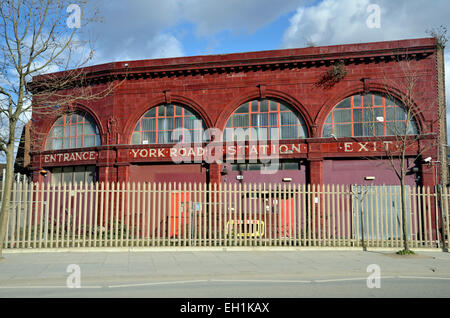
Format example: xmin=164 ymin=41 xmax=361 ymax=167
xmin=158 ymin=106 xmax=165 ymax=116
xmin=335 ymin=124 xmax=351 ymax=136
xmin=85 ymin=166 xmax=96 ymax=183
xmin=141 ymin=118 xmax=155 ymax=131
xmin=142 ymin=131 xmax=155 ymax=144
xmin=279 ymin=102 xmax=289 ymax=111
xmin=385 ymin=107 xmax=395 ymax=121
xmin=166 ymin=118 xmax=174 ymax=130
xmin=74 ymin=166 xmax=85 ymax=183
xmin=281 ymin=126 xmax=297 ymax=139
xmin=132 ymin=132 xmax=140 ymax=144
xmin=269 ymin=100 xmax=278 ymax=111
xmin=394 ymin=107 xmax=406 ymax=120
xmin=248 ymin=163 xmax=262 ymax=171
xmin=364 ymin=123 xmax=374 ymax=136
xmin=363 ymin=109 xmax=374 ymax=122
xmin=259 ymin=113 xmax=268 ymax=126
xmin=270 ymin=113 xmax=278 ymax=127
xmin=384 ymin=96 xmax=397 ymax=106
xmin=325 ymin=114 xmax=332 ymax=124
xmin=63 ymin=169 xmax=73 ymax=184
xmin=374 ymin=122 xmax=385 ymax=136
xmin=283 ymin=162 xmax=299 ymax=170
xmin=251 ymin=114 xmax=258 ymax=127
xmin=157 ymin=131 xmax=168 ymax=144
xmin=264 ymin=162 xmax=281 ymax=171
xmin=51 ymin=168 xmax=62 ymax=184
xmin=260 ymin=99 xmax=269 ymax=112
xmin=166 ymin=104 xmax=174 ymax=117
xmin=251 ymin=101 xmax=259 ymax=112
xmin=407 ymin=120 xmax=418 ymax=134
xmin=157 ymin=118 xmax=166 ymax=130
xmin=298 ymin=125 xmax=308 ymax=138
xmin=333 ymin=109 xmax=351 ymax=123
xmin=235 ymin=104 xmax=248 ymax=114
xmin=258 ymin=127 xmax=268 ymax=140
xmin=231 ymin=164 xmax=240 ymax=171
xmin=54 ymin=138 xmax=63 ymax=149
xmin=172 ymin=117 xmax=181 ymax=129
xmin=336 ymin=97 xmax=351 ymax=108
xmin=146 ymin=108 xmax=157 ymax=117
xmin=374 ymin=94 xmax=383 ymax=106
xmin=183 ymin=117 xmax=194 ymax=130
xmin=374 ymin=108 xmax=384 ymax=119
xmin=84 ymin=135 xmax=95 ymax=147
xmin=233 ymin=114 xmax=247 ymax=127
xmin=322 ymin=125 xmax=332 ymax=137
xmin=363 ymin=94 xmax=372 ymax=107
xmin=280 ymin=112 xmax=296 ymax=125
xmin=353 ymin=123 xmax=363 ymax=136
xmin=353 ymin=95 xmax=362 ymax=107
xmin=353 ymin=109 xmax=362 ymax=122
xmin=52 ymin=126 xmax=63 ymax=138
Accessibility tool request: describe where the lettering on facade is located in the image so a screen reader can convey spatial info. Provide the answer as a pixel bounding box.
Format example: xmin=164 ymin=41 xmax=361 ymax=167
xmin=341 ymin=141 xmax=398 ymax=153
xmin=43 ymin=151 xmax=98 ymax=163
xmin=129 ymin=143 xmax=307 ymax=160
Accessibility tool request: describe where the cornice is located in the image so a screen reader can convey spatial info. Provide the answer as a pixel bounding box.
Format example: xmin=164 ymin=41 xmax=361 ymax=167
xmin=30 ymin=38 xmax=437 ymax=91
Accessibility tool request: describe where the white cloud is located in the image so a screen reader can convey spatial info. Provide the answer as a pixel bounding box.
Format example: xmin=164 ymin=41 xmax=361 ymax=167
xmin=282 ymin=0 xmax=450 ymax=140
xmin=181 ymin=0 xmax=303 ymax=36
xmin=282 ymin=0 xmax=450 ymax=48
xmin=84 ymin=0 xmax=307 ymax=64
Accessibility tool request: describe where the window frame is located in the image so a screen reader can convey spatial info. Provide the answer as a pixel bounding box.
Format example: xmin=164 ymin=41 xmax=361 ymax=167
xmin=50 ymin=165 xmax=97 ymax=184
xmin=132 ymin=104 xmax=206 ymax=145
xmin=322 ymin=93 xmax=418 ymax=138
xmin=225 ymin=98 xmax=308 ymax=141
xmin=46 ymin=112 xmax=101 ymax=150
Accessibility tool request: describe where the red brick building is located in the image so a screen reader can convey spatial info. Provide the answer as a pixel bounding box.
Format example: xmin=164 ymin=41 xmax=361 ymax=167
xmin=29 ymin=37 xmax=446 ymax=188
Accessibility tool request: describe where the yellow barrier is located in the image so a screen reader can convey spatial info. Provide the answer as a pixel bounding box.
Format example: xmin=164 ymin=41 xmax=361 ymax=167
xmin=226 ymin=220 xmax=265 ymax=237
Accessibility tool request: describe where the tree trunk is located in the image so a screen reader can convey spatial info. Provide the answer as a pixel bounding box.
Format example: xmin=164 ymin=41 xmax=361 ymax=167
xmin=0 ymin=145 xmax=16 ymax=257
xmin=400 ymin=177 xmax=410 ymax=251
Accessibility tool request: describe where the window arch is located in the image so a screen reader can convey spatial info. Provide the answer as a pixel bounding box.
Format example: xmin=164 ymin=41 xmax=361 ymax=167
xmin=224 ymin=98 xmax=308 ymax=141
xmin=131 ymin=103 xmax=207 ymax=144
xmin=322 ymin=93 xmax=418 ymax=138
xmin=46 ymin=111 xmax=101 ymax=150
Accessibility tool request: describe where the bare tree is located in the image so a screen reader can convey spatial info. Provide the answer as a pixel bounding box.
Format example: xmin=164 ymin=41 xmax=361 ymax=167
xmin=0 ymin=0 xmax=118 ymax=258
xmin=363 ymin=56 xmax=445 ymax=254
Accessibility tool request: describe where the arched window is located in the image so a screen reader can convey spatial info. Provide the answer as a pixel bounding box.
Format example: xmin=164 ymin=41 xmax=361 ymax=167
xmin=224 ymin=98 xmax=308 ymax=141
xmin=322 ymin=93 xmax=418 ymax=138
xmin=46 ymin=112 xmax=101 ymax=150
xmin=131 ymin=104 xmax=206 ymax=144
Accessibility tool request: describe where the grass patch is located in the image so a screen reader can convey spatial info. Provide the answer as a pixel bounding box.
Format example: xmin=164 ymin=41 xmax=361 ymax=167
xmin=396 ymin=249 xmax=416 ymax=255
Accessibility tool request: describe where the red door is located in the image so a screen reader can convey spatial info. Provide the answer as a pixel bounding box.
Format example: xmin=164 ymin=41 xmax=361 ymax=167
xmin=170 ymin=192 xmax=189 ymax=238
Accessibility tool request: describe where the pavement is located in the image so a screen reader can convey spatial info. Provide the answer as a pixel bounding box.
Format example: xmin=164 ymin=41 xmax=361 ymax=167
xmin=0 ymin=248 xmax=450 ymax=298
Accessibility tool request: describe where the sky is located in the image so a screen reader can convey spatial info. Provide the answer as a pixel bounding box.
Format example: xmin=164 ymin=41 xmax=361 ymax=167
xmin=78 ymin=0 xmax=450 ymax=138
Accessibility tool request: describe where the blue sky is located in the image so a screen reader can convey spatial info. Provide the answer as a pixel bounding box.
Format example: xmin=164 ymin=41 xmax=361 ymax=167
xmin=84 ymin=0 xmax=449 ymax=62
